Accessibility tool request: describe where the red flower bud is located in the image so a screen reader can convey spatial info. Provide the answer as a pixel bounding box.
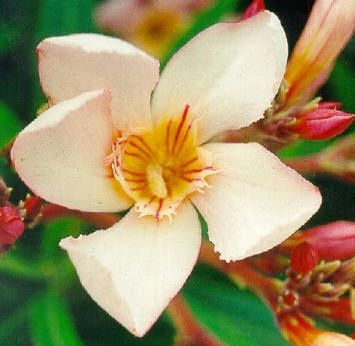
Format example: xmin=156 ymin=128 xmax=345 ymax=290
xmin=286 ymin=221 xmax=355 ymax=261
xmin=291 ymin=103 xmax=354 ymax=140
xmin=0 ymin=206 xmax=24 ymax=245
xmin=291 ymin=242 xmax=319 ymax=275
xmin=242 ymin=0 xmax=265 ymax=20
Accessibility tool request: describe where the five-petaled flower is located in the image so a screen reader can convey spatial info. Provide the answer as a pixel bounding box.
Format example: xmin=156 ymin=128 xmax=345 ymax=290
xmin=11 ymin=11 xmax=321 ymax=336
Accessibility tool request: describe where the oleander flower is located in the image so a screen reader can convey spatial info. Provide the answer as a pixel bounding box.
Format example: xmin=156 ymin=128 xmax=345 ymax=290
xmin=11 ymin=12 xmax=321 ymax=336
xmin=94 ymin=0 xmax=212 ymax=58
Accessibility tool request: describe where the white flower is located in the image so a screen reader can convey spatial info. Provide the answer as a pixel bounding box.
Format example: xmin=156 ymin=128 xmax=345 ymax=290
xmin=11 ymin=12 xmax=321 ymax=337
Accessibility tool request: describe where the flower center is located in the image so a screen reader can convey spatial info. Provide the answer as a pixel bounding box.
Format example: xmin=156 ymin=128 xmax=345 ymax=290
xmin=109 ymin=105 xmax=215 ymax=220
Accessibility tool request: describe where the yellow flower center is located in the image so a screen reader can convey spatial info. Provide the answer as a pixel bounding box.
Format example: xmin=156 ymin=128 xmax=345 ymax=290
xmin=110 ymin=105 xmax=214 ymax=220
xmin=131 ymin=9 xmax=187 ymax=58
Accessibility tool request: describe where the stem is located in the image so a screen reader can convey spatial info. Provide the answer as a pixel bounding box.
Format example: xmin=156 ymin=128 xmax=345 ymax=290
xmin=199 ymin=242 xmax=281 ymax=310
xmin=283 ymin=155 xmax=322 ymax=175
xmin=41 ymin=203 xmax=120 ymax=229
xmin=168 ymin=294 xmax=221 ymax=346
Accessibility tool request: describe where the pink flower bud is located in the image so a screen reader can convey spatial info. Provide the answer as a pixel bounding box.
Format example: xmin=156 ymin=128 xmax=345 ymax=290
xmin=0 ymin=206 xmax=25 ymax=246
xmin=288 ymin=221 xmax=355 ymax=261
xmin=291 ymin=103 xmax=354 ymax=140
xmin=291 ymin=242 xmax=319 ymax=275
xmin=241 ymin=0 xmax=265 ymax=20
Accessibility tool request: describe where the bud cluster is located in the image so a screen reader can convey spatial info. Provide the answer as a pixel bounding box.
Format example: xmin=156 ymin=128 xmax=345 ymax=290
xmin=275 ymin=221 xmax=355 ymax=343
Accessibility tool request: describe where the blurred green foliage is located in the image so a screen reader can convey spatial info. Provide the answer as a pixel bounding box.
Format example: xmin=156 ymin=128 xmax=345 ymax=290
xmin=0 ymin=0 xmax=354 ymax=345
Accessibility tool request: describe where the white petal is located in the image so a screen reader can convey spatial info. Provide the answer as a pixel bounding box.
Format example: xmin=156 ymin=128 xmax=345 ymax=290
xmin=38 ymin=33 xmax=160 ymax=133
xmin=191 ymin=143 xmax=321 ymax=261
xmin=12 ymin=90 xmax=132 ymax=212
xmin=151 ymin=11 xmax=288 ymax=143
xmin=59 ymin=202 xmax=201 ymax=337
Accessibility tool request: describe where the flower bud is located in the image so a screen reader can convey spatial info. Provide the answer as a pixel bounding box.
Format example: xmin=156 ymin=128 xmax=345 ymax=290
xmin=285 ymin=0 xmax=355 ymax=107
xmin=291 ymin=242 xmax=319 ymax=275
xmin=280 ymin=312 xmax=355 ymax=346
xmin=241 ymin=0 xmax=265 ymax=20
xmin=291 ymin=103 xmax=354 ymax=140
xmin=284 ymin=221 xmax=355 ymax=261
xmin=0 ymin=206 xmax=24 ymax=246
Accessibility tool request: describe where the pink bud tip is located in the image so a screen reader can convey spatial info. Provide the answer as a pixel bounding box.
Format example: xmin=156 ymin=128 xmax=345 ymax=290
xmin=292 ymin=104 xmax=354 ymax=140
xmin=241 ymin=0 xmax=265 ymax=20
xmin=0 ymin=206 xmax=25 ymax=246
xmin=291 ymin=242 xmax=319 ymax=275
xmin=302 ymin=221 xmax=355 ymax=261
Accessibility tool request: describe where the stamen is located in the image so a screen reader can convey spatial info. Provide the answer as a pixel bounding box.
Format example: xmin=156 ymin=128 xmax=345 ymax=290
xmin=109 ymin=105 xmax=219 ymax=221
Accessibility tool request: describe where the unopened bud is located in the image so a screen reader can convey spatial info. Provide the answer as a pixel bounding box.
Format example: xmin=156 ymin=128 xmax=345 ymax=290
xmin=291 ymin=103 xmax=354 ymax=140
xmin=241 ymin=0 xmax=265 ymax=20
xmin=291 ymin=242 xmax=319 ymax=275
xmin=280 ymin=312 xmax=355 ymax=346
xmin=284 ymin=221 xmax=355 ymax=261
xmin=0 ymin=206 xmax=24 ymax=246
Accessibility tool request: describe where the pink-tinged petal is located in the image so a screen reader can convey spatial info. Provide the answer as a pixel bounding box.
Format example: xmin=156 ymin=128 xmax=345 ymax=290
xmin=38 ymin=34 xmax=160 ymax=133
xmin=191 ymin=143 xmax=321 ymax=261
xmin=285 ymin=0 xmax=355 ymax=107
xmin=12 ymin=90 xmax=132 ymax=212
xmin=59 ymin=202 xmax=201 ymax=337
xmin=151 ymin=11 xmax=287 ymax=144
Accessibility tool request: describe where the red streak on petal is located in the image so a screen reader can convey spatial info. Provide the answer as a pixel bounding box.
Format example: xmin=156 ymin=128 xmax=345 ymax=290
xmin=121 ymin=168 xmax=146 ymax=177
xmin=155 ymin=198 xmax=164 ymax=219
xmin=173 ymin=105 xmax=190 ymax=153
xmin=180 ymin=157 xmax=198 ymax=169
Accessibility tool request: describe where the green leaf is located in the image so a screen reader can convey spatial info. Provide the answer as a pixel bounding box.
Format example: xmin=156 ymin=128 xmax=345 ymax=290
xmin=0 ymin=23 xmax=25 ymax=55
xmin=328 ymin=57 xmax=355 ymax=112
xmin=40 ymin=217 xmax=89 ymax=260
xmin=36 ymin=0 xmax=95 ymax=40
xmin=0 ymin=301 xmax=30 ymax=345
xmin=278 ymin=139 xmax=335 ymax=159
xmin=161 ymin=0 xmax=240 ymax=67
xmin=0 ymin=254 xmax=43 ymax=281
xmin=0 ymin=101 xmax=22 ymax=148
xmin=29 ymin=291 xmax=83 ymax=346
xmin=183 ymin=264 xmax=289 ymax=346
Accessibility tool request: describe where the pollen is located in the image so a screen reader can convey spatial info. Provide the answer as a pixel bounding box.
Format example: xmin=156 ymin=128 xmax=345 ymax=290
xmin=109 ymin=105 xmax=216 ymax=220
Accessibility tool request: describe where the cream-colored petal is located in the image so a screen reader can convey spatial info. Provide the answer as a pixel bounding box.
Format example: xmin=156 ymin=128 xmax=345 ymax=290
xmin=151 ymin=11 xmax=287 ymax=143
xmin=60 ymin=202 xmax=201 ymax=337
xmin=12 ymin=90 xmax=132 ymax=212
xmin=191 ymin=143 xmax=321 ymax=261
xmin=38 ymin=33 xmax=160 ymax=133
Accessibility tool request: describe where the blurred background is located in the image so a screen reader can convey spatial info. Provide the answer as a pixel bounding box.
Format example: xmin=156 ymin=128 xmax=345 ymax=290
xmin=0 ymin=0 xmax=354 ymax=345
